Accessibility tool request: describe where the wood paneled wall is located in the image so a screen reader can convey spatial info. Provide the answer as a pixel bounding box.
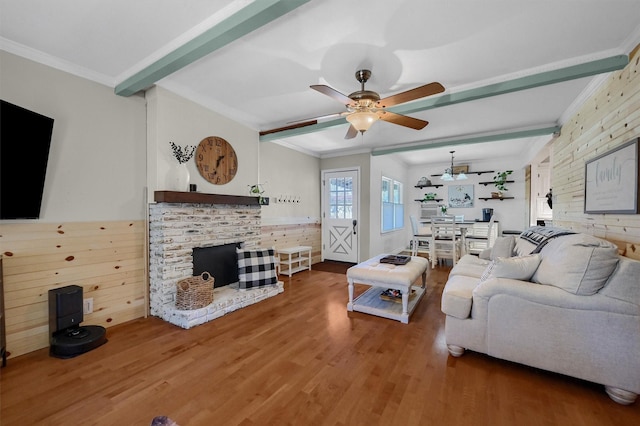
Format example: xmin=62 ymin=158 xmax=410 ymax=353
xmin=553 ymin=49 xmax=640 ymax=248
xmin=0 ymin=221 xmax=147 ymax=359
xmin=261 ymin=222 xmax=322 ymax=264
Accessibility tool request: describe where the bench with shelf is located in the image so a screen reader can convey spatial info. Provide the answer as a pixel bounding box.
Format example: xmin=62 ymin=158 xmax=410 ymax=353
xmin=278 ymin=246 xmax=312 ymax=277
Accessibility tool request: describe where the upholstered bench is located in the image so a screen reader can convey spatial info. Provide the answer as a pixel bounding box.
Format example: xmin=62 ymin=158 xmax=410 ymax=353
xmin=346 ymin=255 xmax=428 ymax=323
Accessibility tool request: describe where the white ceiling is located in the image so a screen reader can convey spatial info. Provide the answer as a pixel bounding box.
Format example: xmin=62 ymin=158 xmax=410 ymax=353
xmin=2 ymin=0 xmax=640 ymax=166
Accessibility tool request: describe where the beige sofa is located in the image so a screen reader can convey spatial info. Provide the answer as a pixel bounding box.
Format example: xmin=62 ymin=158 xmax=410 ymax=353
xmin=441 ymin=227 xmax=640 ymax=405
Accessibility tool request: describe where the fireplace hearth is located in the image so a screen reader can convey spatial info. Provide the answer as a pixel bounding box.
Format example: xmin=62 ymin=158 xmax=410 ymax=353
xmin=149 ymin=197 xmax=283 ymax=329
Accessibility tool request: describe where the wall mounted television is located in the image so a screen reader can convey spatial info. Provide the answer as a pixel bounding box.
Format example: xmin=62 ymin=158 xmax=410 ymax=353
xmin=0 ymin=100 xmax=55 ymax=219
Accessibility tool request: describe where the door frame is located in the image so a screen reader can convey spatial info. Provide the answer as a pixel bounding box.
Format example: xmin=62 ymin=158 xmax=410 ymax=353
xmin=321 ymin=167 xmax=360 ymax=263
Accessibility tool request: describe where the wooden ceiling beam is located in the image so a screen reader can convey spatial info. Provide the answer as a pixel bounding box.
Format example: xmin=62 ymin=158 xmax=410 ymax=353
xmin=259 ymin=55 xmax=628 ymax=142
xmin=115 ymin=0 xmax=310 ymax=97
xmin=370 ymin=126 xmax=561 ymax=156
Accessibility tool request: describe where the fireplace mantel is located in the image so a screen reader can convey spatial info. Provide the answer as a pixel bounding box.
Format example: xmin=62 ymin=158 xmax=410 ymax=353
xmin=154 ymin=191 xmax=260 ymax=205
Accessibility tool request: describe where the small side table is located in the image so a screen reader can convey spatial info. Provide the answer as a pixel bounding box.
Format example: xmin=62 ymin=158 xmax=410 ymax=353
xmin=278 ymin=246 xmax=312 ymax=276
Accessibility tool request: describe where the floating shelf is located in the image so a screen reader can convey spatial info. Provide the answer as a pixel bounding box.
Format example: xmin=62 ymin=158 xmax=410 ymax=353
xmin=479 ymin=180 xmax=514 ymax=186
xmin=479 ymin=197 xmax=514 ymax=201
xmin=430 ymin=170 xmax=495 ymax=177
xmin=415 ymin=184 xmax=443 ymax=188
xmin=414 ymin=199 xmax=443 ymax=202
xmin=154 ymin=191 xmax=260 ymax=205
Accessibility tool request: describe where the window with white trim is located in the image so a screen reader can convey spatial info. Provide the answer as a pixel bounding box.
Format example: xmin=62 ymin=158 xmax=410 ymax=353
xmin=381 ymin=177 xmax=404 ymax=232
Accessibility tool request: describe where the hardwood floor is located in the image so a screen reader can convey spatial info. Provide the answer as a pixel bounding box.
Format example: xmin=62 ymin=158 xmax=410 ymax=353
xmin=1 ymin=266 xmax=639 ymax=425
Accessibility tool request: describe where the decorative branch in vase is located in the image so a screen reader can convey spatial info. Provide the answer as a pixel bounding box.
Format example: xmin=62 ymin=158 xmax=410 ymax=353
xmin=169 ymin=141 xmax=196 ymax=164
xmin=168 ymin=142 xmax=196 ymax=191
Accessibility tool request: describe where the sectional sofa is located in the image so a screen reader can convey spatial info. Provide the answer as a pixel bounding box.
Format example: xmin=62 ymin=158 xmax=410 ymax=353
xmin=440 ymin=227 xmax=640 ymax=405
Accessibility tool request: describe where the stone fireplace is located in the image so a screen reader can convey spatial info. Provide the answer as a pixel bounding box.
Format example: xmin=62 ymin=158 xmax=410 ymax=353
xmin=149 ymin=191 xmax=283 ymax=329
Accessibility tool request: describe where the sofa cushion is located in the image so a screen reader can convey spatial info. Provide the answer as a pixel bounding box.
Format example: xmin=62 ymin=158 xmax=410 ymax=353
xmin=480 ymin=254 xmax=542 ymax=282
xmin=449 ymin=255 xmax=490 ymax=278
xmin=441 ymin=275 xmax=478 ymax=319
xmin=490 ymin=236 xmax=516 ymax=260
xmin=236 ymin=248 xmax=278 ymax=289
xmin=532 ymin=234 xmax=619 ymax=295
xmin=598 ymin=256 xmax=640 ymax=304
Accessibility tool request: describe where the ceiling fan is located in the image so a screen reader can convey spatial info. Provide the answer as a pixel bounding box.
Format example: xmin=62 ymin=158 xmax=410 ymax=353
xmin=261 ymin=69 xmax=445 ymax=139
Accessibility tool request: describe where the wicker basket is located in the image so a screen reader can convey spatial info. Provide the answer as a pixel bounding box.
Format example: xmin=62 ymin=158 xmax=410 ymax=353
xmin=175 ymin=272 xmax=214 ymax=310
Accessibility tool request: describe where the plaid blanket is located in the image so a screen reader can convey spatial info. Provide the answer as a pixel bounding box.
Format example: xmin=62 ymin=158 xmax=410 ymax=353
xmin=518 ymin=226 xmax=575 ymax=253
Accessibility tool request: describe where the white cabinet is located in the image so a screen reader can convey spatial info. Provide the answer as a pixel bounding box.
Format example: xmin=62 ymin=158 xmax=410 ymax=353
xmin=278 ymin=246 xmax=312 ymax=276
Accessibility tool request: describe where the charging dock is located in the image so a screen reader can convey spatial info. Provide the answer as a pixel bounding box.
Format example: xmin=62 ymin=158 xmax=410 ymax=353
xmin=48 ymin=285 xmax=107 ymax=359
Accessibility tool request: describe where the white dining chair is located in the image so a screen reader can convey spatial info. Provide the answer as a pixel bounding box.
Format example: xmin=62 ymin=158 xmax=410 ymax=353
xmin=430 ymin=216 xmax=462 ymax=268
xmin=465 ymin=215 xmax=496 ymax=255
xmin=410 ymin=216 xmax=431 ymax=256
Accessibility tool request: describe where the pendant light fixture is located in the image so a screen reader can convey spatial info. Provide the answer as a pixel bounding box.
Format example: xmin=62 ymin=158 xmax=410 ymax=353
xmin=441 ymin=150 xmax=468 ymax=181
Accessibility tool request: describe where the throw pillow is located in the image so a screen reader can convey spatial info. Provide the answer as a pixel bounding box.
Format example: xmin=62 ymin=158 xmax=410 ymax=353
xmin=480 ymin=254 xmax=542 ymax=282
xmin=490 ymin=236 xmax=516 ymax=260
xmin=236 ymin=248 xmax=278 ymax=289
xmin=478 ymin=248 xmax=492 ymax=260
xmin=532 ymin=234 xmax=619 ymax=295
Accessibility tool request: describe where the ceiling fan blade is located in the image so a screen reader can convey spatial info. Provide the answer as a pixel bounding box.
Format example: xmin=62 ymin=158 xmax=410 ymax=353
xmin=259 ymin=120 xmax=318 ymax=136
xmin=377 ymin=110 xmax=428 ymax=130
xmin=376 ymin=82 xmax=445 ymax=108
xmin=311 ymin=85 xmax=354 ymax=105
xmin=345 ymin=124 xmax=358 ymax=139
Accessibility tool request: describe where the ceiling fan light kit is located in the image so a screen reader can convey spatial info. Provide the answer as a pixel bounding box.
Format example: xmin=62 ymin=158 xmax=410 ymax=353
xmin=268 ymin=69 xmax=445 ymax=139
xmin=441 ymin=151 xmax=468 ymax=181
xmin=346 ymin=111 xmax=378 ymax=132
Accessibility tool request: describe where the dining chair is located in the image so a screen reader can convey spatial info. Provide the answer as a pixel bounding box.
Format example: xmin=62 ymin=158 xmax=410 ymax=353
xmin=465 ymin=215 xmax=495 ymax=255
xmin=410 ymin=216 xmax=431 ymax=256
xmin=430 ymin=216 xmax=462 ymax=268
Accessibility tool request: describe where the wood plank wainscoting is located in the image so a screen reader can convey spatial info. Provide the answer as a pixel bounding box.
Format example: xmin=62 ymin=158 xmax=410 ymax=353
xmin=0 ymin=221 xmax=146 ymax=359
xmin=261 ymin=221 xmax=322 ymax=265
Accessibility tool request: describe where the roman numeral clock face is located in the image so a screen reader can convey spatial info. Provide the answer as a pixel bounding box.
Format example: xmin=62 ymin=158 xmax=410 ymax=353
xmin=195 ymin=136 xmax=238 ymax=185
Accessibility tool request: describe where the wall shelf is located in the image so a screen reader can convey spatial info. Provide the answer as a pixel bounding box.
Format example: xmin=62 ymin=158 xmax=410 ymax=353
xmin=414 ymin=199 xmax=443 ymax=202
xmin=415 ymin=184 xmax=443 ymax=188
xmin=430 ymin=170 xmax=495 ymax=177
xmin=479 ymin=180 xmax=514 ymax=186
xmin=154 ymin=191 xmax=260 ymax=205
xmin=479 ymin=197 xmax=514 ymax=201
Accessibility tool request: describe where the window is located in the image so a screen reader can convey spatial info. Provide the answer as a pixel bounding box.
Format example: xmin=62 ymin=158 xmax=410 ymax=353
xmin=328 ymin=176 xmax=353 ymax=219
xmin=381 ymin=177 xmax=404 ymax=232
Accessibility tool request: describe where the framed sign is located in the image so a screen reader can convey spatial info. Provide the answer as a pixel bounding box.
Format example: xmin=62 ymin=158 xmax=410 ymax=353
xmin=584 ymin=139 xmax=639 ymax=214
xmin=448 ymin=184 xmax=474 ymax=208
xmin=452 ymin=164 xmax=469 ymax=174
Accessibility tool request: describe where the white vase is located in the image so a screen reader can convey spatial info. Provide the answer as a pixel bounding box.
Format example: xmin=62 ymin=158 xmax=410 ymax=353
xmin=168 ymin=163 xmax=190 ymax=192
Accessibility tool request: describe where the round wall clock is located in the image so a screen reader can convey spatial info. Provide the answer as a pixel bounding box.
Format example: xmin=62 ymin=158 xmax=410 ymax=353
xmin=195 ymin=136 xmax=238 ymax=185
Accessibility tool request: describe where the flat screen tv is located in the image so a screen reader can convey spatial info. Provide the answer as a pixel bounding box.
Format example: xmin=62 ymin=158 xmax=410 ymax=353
xmin=0 ymin=100 xmax=55 ymax=219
